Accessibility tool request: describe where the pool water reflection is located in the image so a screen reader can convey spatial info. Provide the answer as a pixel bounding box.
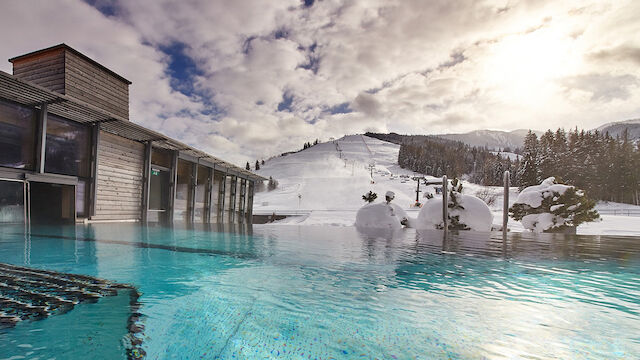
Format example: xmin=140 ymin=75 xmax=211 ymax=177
xmin=1 ymin=224 xmax=639 ymax=359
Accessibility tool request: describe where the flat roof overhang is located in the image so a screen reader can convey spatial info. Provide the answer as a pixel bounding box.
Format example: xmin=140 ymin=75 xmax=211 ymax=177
xmin=0 ymin=70 xmax=266 ymax=181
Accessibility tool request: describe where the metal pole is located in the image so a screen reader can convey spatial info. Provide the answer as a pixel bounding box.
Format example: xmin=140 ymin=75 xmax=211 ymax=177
xmin=442 ymin=175 xmax=448 ymax=233
xmin=503 ymin=170 xmax=510 ymax=239
xmin=415 ymin=178 xmax=421 ymax=203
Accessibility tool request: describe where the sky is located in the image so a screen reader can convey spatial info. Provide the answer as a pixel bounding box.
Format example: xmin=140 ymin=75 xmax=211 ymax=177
xmin=0 ymin=0 xmax=639 ymax=165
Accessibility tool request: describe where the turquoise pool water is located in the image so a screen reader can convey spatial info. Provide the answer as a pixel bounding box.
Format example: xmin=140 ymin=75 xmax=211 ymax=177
xmin=1 ymin=224 xmax=639 ymax=359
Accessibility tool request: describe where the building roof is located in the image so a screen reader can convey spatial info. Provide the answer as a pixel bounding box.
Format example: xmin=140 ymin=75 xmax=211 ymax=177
xmin=0 ymin=70 xmax=265 ymax=181
xmin=9 ymin=43 xmax=132 ymax=85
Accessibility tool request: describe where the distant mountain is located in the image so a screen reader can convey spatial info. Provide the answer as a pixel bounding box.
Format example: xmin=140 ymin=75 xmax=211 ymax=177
xmin=596 ymin=119 xmax=640 ymax=141
xmin=435 ymin=129 xmax=540 ymax=151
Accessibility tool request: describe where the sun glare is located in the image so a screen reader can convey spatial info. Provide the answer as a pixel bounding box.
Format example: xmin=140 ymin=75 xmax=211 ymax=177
xmin=484 ymin=28 xmax=579 ymax=104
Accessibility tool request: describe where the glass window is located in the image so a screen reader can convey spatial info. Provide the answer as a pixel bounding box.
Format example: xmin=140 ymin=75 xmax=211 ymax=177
xmin=175 ymin=159 xmax=193 ymax=222
xmin=0 ymin=100 xmax=36 ymax=170
xmin=194 ymin=165 xmax=210 ymax=222
xmin=44 ymin=115 xmax=91 ymax=177
xmin=0 ymin=180 xmax=25 ymax=224
xmin=76 ymin=180 xmax=87 ymax=217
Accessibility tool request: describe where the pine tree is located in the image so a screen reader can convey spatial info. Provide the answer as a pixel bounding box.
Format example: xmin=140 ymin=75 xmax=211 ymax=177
xmin=517 ymin=131 xmax=540 ymax=190
xmin=362 ymin=191 xmax=377 ymax=203
xmin=255 ymin=160 xmax=260 ymax=170
xmin=510 ymin=177 xmax=599 ymax=231
xmin=538 ymin=130 xmax=554 ymax=179
xmin=245 ymin=162 xmax=250 ymax=170
xmin=444 ymin=178 xmax=470 ymax=230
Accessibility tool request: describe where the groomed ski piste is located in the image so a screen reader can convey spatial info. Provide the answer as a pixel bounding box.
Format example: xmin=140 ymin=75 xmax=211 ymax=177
xmin=255 ymin=135 xmax=640 ymax=236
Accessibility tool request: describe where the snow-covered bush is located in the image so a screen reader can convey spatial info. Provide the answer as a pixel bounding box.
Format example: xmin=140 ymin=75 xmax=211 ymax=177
xmin=355 ymin=203 xmax=409 ymax=230
xmin=362 ymin=191 xmax=377 ymax=203
xmin=416 ymin=178 xmax=493 ymax=231
xmin=510 ymin=177 xmax=599 ymax=232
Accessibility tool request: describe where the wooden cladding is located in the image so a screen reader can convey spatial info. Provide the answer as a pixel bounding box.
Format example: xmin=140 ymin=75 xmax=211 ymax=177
xmin=64 ymin=50 xmax=129 ymax=119
xmin=94 ymin=131 xmax=144 ymax=220
xmin=12 ymin=48 xmax=66 ymax=94
xmin=11 ymin=44 xmax=130 ymax=120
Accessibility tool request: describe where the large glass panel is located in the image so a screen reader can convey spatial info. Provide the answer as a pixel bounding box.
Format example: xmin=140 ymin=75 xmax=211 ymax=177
xmin=0 ymin=180 xmax=24 ymax=224
xmin=0 ymin=100 xmax=36 ymax=170
xmin=149 ymin=168 xmax=170 ymax=211
xmin=44 ymin=115 xmax=91 ymax=177
xmin=211 ymin=171 xmax=224 ymax=222
xmin=76 ymin=180 xmax=87 ymax=217
xmin=194 ymin=165 xmax=209 ymax=222
xmin=174 ymin=159 xmax=193 ymax=223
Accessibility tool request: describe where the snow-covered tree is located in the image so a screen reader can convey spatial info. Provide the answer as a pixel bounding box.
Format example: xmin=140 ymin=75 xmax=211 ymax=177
xmin=510 ymin=177 xmax=599 ymax=232
xmin=362 ymin=191 xmax=377 ymax=203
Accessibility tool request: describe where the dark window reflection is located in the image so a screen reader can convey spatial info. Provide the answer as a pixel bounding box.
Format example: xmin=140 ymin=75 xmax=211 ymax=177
xmin=0 ymin=100 xmax=36 ymax=170
xmin=44 ymin=115 xmax=91 ymax=177
xmin=0 ymin=180 xmax=24 ymax=224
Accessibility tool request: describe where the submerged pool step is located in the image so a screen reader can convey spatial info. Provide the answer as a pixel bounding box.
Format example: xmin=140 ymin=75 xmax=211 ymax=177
xmin=0 ymin=262 xmax=146 ymax=358
xmin=0 ymin=263 xmax=133 ymax=328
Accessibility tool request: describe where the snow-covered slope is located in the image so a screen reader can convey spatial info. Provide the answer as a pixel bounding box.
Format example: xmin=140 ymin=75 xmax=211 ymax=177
xmin=596 ymin=119 xmax=640 ymax=141
xmin=254 ymin=135 xmax=640 ymax=235
xmin=255 ymin=135 xmax=433 ymax=215
xmin=435 ymin=129 xmax=539 ymax=150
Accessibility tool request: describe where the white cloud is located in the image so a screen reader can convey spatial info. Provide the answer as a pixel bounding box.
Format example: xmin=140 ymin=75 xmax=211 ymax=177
xmin=0 ymin=0 xmax=639 ymax=165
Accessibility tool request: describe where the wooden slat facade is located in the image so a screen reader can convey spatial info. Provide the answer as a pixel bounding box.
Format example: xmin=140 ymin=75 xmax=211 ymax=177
xmin=93 ymin=131 xmax=144 ymax=220
xmin=10 ymin=44 xmax=130 ymax=120
xmin=64 ymin=51 xmax=129 ymax=119
xmin=11 ymin=48 xmax=65 ymax=94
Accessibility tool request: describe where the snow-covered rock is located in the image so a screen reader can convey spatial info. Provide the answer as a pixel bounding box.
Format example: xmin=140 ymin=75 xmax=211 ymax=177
xmin=415 ymin=195 xmax=493 ymax=232
xmin=355 ymin=202 xmax=409 ymax=230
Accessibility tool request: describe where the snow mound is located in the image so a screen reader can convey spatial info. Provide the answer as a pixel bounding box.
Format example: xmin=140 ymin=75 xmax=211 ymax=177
xmin=355 ymin=202 xmax=409 ymax=230
xmin=416 ymin=195 xmax=493 ymax=232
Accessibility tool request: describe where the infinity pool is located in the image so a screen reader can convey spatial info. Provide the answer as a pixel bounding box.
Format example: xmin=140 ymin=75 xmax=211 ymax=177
xmin=1 ymin=224 xmax=639 ymax=359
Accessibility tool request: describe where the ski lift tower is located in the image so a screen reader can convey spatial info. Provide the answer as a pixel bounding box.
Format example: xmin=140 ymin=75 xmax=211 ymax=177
xmin=412 ymin=176 xmax=425 ymax=204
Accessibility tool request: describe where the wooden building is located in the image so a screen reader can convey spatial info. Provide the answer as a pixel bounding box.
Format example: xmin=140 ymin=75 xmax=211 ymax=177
xmin=0 ymin=44 xmax=264 ymax=225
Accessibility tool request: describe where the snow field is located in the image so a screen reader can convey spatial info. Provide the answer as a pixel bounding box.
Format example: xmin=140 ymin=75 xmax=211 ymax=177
xmin=255 ymin=135 xmax=640 ymax=236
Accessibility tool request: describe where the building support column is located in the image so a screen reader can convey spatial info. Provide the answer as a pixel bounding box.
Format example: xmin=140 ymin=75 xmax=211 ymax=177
xmin=247 ymin=180 xmax=254 ymax=221
xmin=141 ymin=141 xmax=152 ymax=223
xmin=88 ymin=124 xmax=100 ymax=218
xmin=190 ymin=161 xmax=198 ymax=223
xmin=168 ymin=150 xmax=179 ymax=224
xmin=218 ymin=170 xmax=226 ymax=221
xmin=35 ymin=103 xmax=48 ymax=174
xmin=205 ymin=166 xmax=213 ymax=223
